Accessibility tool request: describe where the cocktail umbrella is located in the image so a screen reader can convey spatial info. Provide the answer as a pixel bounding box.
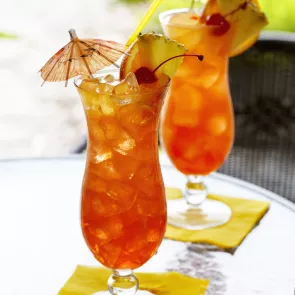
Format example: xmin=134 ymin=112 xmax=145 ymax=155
xmin=39 ymin=29 xmax=126 ymax=86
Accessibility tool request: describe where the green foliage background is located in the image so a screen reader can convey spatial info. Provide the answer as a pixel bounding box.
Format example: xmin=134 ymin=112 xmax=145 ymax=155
xmin=118 ymin=0 xmax=295 ymax=32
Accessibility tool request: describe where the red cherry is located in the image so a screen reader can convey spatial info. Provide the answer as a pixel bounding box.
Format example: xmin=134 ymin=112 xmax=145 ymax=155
xmin=134 ymin=55 xmax=204 ymax=85
xmin=134 ymin=67 xmax=157 ymax=84
xmin=206 ymin=13 xmax=226 ymax=26
xmin=213 ymin=20 xmax=230 ymax=36
xmin=206 ymin=13 xmax=231 ymax=36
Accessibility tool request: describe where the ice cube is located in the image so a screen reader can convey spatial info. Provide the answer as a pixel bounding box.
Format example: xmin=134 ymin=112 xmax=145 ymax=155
xmin=113 ymin=81 xmax=129 ymax=94
xmin=113 ymin=73 xmax=140 ymax=95
xmin=100 ymin=117 xmax=136 ymax=155
xmin=92 ymin=160 xmax=121 ymax=180
xmin=89 ymin=191 xmax=124 ymax=217
xmin=82 ymin=189 xmax=124 ymax=217
xmin=125 ymin=234 xmax=148 ymax=253
xmin=101 ymin=117 xmax=122 ymax=140
xmin=104 ymin=74 xmax=115 ymax=83
xmin=113 ymin=138 xmax=136 ymax=155
xmin=96 ymin=82 xmax=115 ymax=93
xmin=95 ymin=216 xmax=123 ymax=243
xmin=98 ymin=95 xmax=115 ymax=116
xmin=90 ymin=144 xmax=113 ymax=163
xmin=111 ymin=131 xmax=136 ymax=155
xmin=183 ymin=145 xmax=203 ymax=161
xmin=172 ymin=84 xmax=203 ymax=127
xmin=112 ymin=151 xmax=140 ymax=180
xmin=107 ymin=180 xmax=137 ymax=210
xmin=119 ymin=104 xmax=155 ymax=127
xmin=83 ymin=172 xmax=108 ymax=193
xmin=100 ymin=242 xmax=122 ymax=268
xmin=79 ymin=78 xmax=107 ymax=109
xmin=207 ymin=116 xmax=228 ymax=136
xmin=195 ymin=65 xmax=220 ymax=88
xmin=88 ymin=124 xmax=105 ymax=141
xmin=136 ymin=195 xmax=162 ymax=216
xmin=87 ymin=107 xmax=102 ymax=121
xmin=133 ymin=163 xmax=164 ymax=199
xmin=125 ymin=72 xmax=139 ymax=91
xmin=80 ymin=78 xmax=100 ymax=92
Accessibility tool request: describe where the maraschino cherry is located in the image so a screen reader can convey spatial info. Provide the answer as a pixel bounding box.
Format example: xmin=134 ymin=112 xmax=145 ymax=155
xmin=205 ymin=0 xmax=249 ymax=36
xmin=135 ymin=54 xmax=204 ymax=85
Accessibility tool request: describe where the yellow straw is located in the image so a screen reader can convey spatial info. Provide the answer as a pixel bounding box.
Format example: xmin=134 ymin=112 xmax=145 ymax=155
xmin=126 ymin=0 xmax=163 ymax=47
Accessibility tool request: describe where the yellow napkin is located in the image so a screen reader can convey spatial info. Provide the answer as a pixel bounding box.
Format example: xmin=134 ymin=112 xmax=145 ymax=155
xmin=165 ymin=188 xmax=270 ymax=249
xmin=58 ymin=265 xmax=209 ymax=295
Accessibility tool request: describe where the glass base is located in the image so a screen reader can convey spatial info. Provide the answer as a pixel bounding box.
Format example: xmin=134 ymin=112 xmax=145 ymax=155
xmin=94 ymin=291 xmax=154 ymax=295
xmin=167 ymin=198 xmax=232 ymax=230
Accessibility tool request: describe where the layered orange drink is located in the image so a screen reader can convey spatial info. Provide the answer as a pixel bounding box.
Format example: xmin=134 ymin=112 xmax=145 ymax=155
xmin=160 ymin=0 xmax=268 ymax=176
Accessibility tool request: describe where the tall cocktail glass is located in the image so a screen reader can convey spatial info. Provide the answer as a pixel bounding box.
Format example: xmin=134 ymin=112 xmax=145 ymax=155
xmin=75 ymin=69 xmax=168 ymax=294
xmin=160 ymin=9 xmax=235 ymax=230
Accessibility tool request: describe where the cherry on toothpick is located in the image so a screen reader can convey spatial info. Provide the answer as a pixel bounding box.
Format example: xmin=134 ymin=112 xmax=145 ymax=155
xmin=134 ymin=54 xmax=204 ymax=85
xmin=205 ymin=1 xmax=249 ymax=36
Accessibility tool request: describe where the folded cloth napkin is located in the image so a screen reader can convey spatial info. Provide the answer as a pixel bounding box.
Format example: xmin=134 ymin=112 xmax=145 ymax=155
xmin=58 ymin=265 xmax=209 ymax=295
xmin=165 ymin=188 xmax=270 ymax=249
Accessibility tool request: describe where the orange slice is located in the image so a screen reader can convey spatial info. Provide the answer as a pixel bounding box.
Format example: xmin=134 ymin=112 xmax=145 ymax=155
xmin=226 ymin=1 xmax=268 ymax=56
xmin=202 ymin=0 xmax=268 ymax=56
xmin=230 ymin=33 xmax=259 ymax=57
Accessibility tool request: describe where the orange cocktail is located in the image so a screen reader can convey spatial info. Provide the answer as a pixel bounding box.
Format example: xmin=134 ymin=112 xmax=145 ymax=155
xmin=161 ymin=11 xmax=234 ymax=176
xmin=160 ymin=9 xmax=235 ymax=230
xmin=73 ymin=30 xmax=186 ymax=294
xmin=76 ymin=70 xmax=168 ymax=271
xmin=159 ymin=1 xmax=268 ymax=230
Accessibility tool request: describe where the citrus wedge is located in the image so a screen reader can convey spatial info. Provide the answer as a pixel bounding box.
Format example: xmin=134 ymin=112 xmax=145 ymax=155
xmin=225 ymin=0 xmax=268 ymax=56
xmin=201 ymin=0 xmax=268 ymax=56
xmin=120 ymin=33 xmax=186 ymax=80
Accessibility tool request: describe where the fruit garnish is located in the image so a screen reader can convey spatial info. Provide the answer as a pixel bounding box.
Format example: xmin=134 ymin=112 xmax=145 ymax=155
xmin=134 ymin=54 xmax=203 ymax=85
xmin=206 ymin=13 xmax=230 ymax=36
xmin=201 ymin=0 xmax=268 ymax=56
xmin=121 ymin=33 xmax=186 ymax=82
xmin=120 ymin=33 xmax=203 ymax=86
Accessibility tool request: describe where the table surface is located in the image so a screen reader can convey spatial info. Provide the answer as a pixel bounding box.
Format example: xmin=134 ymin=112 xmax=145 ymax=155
xmin=0 ymin=156 xmax=295 ymax=295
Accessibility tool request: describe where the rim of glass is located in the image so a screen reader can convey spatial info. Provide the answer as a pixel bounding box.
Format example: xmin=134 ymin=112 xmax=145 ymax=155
xmin=159 ymin=8 xmax=208 ymax=30
xmin=74 ymin=68 xmax=171 ymax=97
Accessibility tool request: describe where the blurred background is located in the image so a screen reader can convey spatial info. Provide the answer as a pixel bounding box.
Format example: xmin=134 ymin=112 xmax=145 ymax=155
xmin=0 ymin=0 xmax=295 ymax=159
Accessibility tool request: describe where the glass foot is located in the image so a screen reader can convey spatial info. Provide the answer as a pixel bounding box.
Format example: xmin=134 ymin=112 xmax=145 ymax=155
xmin=167 ymin=198 xmax=232 ymax=230
xmin=93 ymin=270 xmax=154 ymax=295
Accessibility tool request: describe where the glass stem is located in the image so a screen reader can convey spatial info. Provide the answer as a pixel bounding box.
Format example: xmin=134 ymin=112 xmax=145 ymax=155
xmin=108 ymin=270 xmax=138 ymax=295
xmin=185 ymin=175 xmax=208 ymax=207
